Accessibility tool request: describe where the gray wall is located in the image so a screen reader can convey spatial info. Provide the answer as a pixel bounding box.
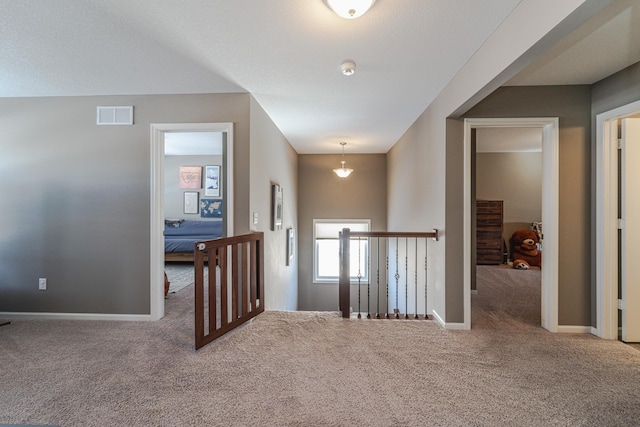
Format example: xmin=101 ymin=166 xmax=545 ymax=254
xmin=464 ymin=85 xmax=592 ymax=326
xmin=0 ymin=93 xmax=251 ymax=314
xmin=297 ymin=154 xmax=387 ymax=311
xmin=249 ymin=96 xmax=299 ymax=311
xmin=477 ymin=151 xmax=542 ymax=258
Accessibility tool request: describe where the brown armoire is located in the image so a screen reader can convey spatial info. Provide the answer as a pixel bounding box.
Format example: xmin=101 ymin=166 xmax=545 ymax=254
xmin=476 ymin=200 xmax=503 ymax=265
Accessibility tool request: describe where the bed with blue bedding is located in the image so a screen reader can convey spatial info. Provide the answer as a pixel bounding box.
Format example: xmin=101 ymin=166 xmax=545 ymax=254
xmin=164 ymin=219 xmax=224 ymax=261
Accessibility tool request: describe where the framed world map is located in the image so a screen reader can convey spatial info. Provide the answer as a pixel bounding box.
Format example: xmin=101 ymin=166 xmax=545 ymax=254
xmin=200 ymin=198 xmax=223 ymax=218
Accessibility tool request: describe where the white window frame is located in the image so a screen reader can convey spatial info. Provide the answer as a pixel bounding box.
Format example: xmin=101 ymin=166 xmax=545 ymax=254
xmin=313 ymin=219 xmax=371 ymax=284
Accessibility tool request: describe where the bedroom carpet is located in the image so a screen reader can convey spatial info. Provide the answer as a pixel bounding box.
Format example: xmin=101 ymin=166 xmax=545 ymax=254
xmin=164 ymin=263 xmax=197 ymax=294
xmin=1 ymin=267 xmax=640 ymax=426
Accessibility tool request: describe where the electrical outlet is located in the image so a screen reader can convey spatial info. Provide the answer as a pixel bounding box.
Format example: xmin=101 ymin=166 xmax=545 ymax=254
xmin=39 ymin=278 xmax=47 ymax=290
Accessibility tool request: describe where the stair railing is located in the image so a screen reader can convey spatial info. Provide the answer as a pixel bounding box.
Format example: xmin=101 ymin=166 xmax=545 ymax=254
xmin=339 ymin=229 xmax=438 ymax=319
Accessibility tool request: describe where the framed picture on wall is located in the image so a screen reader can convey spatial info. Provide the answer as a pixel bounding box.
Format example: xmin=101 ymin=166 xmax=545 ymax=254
xmin=179 ymin=166 xmax=202 ymax=189
xmin=200 ymin=198 xmax=223 ymax=218
xmin=183 ymin=191 xmax=199 ymax=214
xmin=271 ymin=183 xmax=283 ymax=231
xmin=204 ymin=165 xmax=220 ymax=197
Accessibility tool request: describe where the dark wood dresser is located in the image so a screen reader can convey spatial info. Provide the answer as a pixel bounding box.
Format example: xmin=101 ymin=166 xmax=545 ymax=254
xmin=476 ymin=200 xmax=503 ymax=265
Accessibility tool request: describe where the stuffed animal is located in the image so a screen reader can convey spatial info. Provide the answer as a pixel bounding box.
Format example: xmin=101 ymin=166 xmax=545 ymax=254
xmin=511 ymin=229 xmax=541 ymax=270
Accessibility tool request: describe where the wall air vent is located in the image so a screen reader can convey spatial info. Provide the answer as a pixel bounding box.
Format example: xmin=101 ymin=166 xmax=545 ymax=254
xmin=96 ymin=106 xmax=134 ymax=125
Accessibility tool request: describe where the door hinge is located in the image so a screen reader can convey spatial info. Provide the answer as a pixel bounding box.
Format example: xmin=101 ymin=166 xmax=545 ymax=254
xmin=618 ymin=299 xmax=625 ymax=310
xmin=618 ymin=218 xmax=624 ymax=230
xmin=618 ymin=138 xmax=623 ymax=150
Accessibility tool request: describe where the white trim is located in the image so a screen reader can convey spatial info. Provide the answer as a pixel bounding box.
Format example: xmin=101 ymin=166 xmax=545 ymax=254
xmin=432 ymin=309 xmax=446 ymax=328
xmin=595 ymin=100 xmax=640 ymax=339
xmin=0 ymin=312 xmax=153 ymax=321
xmin=464 ymin=118 xmax=559 ymax=333
xmin=150 ymin=122 xmax=234 ymax=321
xmin=557 ymin=325 xmax=593 ymax=334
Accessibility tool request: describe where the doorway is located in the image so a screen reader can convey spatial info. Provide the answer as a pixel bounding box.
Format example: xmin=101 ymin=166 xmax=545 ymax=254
xmin=149 ymin=123 xmax=234 ymax=320
xmin=473 ymin=127 xmax=543 ymax=327
xmin=464 ymin=118 xmax=559 ymax=332
xmin=596 ymin=101 xmax=640 ymax=341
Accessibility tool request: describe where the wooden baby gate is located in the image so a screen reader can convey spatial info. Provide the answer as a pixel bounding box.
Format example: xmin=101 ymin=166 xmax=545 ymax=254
xmin=194 ymin=232 xmax=265 ymax=350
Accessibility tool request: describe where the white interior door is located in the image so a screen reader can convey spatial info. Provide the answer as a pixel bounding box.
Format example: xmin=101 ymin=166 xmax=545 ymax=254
xmin=621 ymin=118 xmax=640 ymax=342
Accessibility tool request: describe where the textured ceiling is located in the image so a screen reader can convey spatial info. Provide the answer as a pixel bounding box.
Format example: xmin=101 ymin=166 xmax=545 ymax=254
xmin=1 ymin=1 xmax=639 ymax=154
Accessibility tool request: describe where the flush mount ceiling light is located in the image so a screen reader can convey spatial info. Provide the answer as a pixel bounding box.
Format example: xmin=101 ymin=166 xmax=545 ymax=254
xmin=341 ymin=59 xmax=356 ymax=76
xmin=333 ymin=142 xmax=354 ymax=178
xmin=323 ymin=0 xmax=376 ymax=19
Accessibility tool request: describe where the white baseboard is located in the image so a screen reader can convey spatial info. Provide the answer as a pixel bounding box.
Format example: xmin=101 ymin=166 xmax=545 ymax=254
xmin=557 ymin=325 xmax=592 ymax=334
xmin=431 ymin=310 xmax=468 ymax=330
xmin=0 ymin=312 xmax=154 ymax=321
xmin=432 ymin=310 xmax=445 ymax=328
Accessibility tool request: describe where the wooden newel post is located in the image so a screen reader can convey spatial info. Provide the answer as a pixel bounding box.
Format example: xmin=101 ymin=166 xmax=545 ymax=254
xmin=339 ymin=228 xmax=351 ymax=318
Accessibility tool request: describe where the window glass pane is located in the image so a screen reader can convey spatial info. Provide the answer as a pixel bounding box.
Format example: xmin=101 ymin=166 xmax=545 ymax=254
xmin=350 ymin=239 xmax=368 ymax=279
xmin=316 ymin=239 xmax=368 ymax=281
xmin=317 ymin=240 xmax=340 ymax=277
xmin=313 ymin=219 xmax=370 ymax=283
xmin=316 ymin=222 xmax=369 ymax=239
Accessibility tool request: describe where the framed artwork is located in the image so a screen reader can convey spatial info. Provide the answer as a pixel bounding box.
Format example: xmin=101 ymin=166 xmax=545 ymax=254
xmin=286 ymin=228 xmax=295 ymax=266
xmin=200 ymin=198 xmax=223 ymax=218
xmin=179 ymin=166 xmax=202 ymax=189
xmin=271 ymin=184 xmax=283 ymax=231
xmin=183 ymin=191 xmax=199 ymax=214
xmin=204 ymin=165 xmax=220 ymax=197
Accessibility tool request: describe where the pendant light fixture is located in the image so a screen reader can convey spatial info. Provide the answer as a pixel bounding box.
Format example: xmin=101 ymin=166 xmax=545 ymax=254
xmin=323 ymin=0 xmax=376 ymax=19
xmin=333 ymin=142 xmax=354 ymax=178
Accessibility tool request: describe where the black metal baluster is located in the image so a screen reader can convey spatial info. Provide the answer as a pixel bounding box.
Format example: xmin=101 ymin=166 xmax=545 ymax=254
xmin=357 ymin=236 xmax=362 ymax=319
xmin=424 ymin=237 xmax=428 ymax=320
xmin=367 ymin=237 xmax=371 ymax=319
xmin=376 ymin=237 xmax=381 ymax=319
xmin=395 ymin=237 xmax=400 ymax=319
xmin=415 ymin=238 xmax=419 ymax=319
xmin=405 ymin=238 xmax=409 ymax=319
xmin=386 ymin=245 xmax=390 ymax=319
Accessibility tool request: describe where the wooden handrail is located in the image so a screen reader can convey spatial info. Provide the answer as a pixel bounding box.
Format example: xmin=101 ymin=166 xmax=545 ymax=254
xmin=348 ymin=230 xmax=439 ymax=240
xmin=194 ymin=232 xmax=264 ymax=350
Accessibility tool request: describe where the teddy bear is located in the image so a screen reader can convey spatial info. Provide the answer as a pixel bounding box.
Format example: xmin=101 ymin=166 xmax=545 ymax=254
xmin=511 ymin=229 xmax=541 ymax=270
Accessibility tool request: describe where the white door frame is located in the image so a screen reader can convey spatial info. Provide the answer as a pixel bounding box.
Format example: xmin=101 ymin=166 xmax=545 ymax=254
xmin=595 ymin=100 xmax=640 ymax=339
xmin=464 ymin=118 xmax=559 ymax=332
xmin=149 ymin=122 xmax=234 ymax=320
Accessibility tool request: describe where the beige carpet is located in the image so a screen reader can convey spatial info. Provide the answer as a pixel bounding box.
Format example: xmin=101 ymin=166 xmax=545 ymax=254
xmin=473 ymin=264 xmax=541 ymax=329
xmin=1 ymin=268 xmax=640 ymax=426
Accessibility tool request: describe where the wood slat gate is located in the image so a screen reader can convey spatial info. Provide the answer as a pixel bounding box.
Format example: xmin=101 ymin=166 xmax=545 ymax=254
xmin=194 ymin=232 xmax=264 ymax=350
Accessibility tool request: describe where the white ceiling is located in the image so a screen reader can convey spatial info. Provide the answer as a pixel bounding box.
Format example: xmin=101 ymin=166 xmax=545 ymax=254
xmin=508 ymin=0 xmax=640 ymax=86
xmin=1 ymin=1 xmax=639 ymax=154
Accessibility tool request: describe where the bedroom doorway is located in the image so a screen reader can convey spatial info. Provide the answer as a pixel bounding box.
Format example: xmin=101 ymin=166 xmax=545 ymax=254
xmin=473 ymin=126 xmax=543 ymax=329
xmin=464 ymin=118 xmax=559 ymax=332
xmin=150 ymin=123 xmax=234 ymax=320
xmin=596 ymin=100 xmax=640 ymax=342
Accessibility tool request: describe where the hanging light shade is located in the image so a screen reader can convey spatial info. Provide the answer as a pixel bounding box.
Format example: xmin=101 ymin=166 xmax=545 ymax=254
xmin=323 ymin=0 xmax=376 ymax=19
xmin=333 ymin=142 xmax=354 ymax=178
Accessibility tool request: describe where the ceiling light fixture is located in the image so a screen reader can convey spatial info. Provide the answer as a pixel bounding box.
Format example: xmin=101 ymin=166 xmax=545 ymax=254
xmin=333 ymin=142 xmax=354 ymax=178
xmin=341 ymin=60 xmax=356 ymax=76
xmin=323 ymin=0 xmax=376 ymax=19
